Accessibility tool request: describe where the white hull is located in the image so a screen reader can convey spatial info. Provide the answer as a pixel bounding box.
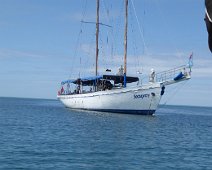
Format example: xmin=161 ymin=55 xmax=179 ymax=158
xmin=58 ymin=83 xmax=162 ymax=115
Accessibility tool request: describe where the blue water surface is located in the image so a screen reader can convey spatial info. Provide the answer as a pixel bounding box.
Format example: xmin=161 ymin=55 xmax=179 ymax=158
xmin=0 ymin=97 xmax=212 ymax=170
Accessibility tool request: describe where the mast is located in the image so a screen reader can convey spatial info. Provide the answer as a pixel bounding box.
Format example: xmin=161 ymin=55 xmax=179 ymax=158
xmin=124 ymin=0 xmax=128 ymax=87
xmin=96 ymin=0 xmax=99 ymax=76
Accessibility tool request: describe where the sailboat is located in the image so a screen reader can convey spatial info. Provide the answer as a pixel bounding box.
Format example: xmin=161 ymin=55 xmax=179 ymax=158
xmin=57 ymin=0 xmax=192 ymax=115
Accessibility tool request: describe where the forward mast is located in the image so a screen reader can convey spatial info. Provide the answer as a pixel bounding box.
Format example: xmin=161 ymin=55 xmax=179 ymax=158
xmin=95 ymin=0 xmax=128 ymax=88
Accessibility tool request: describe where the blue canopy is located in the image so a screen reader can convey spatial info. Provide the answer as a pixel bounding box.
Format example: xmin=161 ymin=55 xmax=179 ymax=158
xmin=61 ymin=79 xmax=76 ymax=85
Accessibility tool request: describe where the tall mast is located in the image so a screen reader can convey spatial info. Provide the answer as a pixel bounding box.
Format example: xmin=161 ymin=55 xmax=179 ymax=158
xmin=124 ymin=0 xmax=128 ymax=87
xmin=96 ymin=0 xmax=99 ymax=76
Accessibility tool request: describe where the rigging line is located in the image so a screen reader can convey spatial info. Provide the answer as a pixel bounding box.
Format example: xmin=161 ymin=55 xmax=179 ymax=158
xmin=107 ymin=2 xmax=115 ymax=60
xmin=69 ymin=0 xmax=88 ymax=79
xmin=102 ymin=0 xmax=111 ymax=23
xmin=129 ymin=6 xmax=139 ymax=73
xmin=102 ymin=0 xmax=113 ymax=66
xmin=96 ymin=0 xmax=114 ymax=70
xmin=113 ymin=1 xmax=124 ymax=56
xmin=161 ymin=81 xmax=188 ymax=107
xmin=130 ymin=0 xmax=148 ymax=54
xmin=108 ymin=3 xmax=116 ymax=62
xmin=81 ymin=21 xmax=112 ymax=28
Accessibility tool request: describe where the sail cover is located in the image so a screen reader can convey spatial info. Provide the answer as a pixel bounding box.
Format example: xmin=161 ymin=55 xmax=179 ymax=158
xmin=61 ymin=76 xmax=103 ymax=86
xmin=205 ymin=0 xmax=212 ymax=52
xmin=102 ymin=75 xmax=139 ymax=84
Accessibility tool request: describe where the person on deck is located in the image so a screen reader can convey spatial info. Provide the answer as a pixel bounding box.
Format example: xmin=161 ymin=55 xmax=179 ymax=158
xmin=149 ymin=68 xmax=155 ymax=83
xmin=60 ymin=86 xmax=64 ymax=95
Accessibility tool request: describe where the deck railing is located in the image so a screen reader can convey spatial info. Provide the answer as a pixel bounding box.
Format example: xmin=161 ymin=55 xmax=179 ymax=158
xmin=155 ymin=65 xmax=188 ymax=83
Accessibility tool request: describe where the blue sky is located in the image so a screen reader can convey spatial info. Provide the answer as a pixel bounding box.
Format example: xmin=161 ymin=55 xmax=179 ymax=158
xmin=0 ymin=0 xmax=212 ymax=107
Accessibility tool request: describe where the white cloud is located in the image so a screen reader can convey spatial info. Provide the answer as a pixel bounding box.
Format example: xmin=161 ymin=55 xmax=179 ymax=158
xmin=0 ymin=49 xmax=47 ymax=59
xmin=80 ymin=43 xmax=96 ymax=56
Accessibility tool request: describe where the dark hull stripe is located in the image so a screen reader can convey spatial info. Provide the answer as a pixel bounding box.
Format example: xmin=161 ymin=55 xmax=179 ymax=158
xmin=68 ymin=108 xmax=156 ymax=115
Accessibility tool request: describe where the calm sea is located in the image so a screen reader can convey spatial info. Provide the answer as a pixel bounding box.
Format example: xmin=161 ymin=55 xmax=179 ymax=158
xmin=0 ymin=97 xmax=212 ymax=170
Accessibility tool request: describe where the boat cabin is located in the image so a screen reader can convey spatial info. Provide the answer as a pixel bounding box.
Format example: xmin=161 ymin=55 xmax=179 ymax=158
xmin=58 ymin=75 xmax=139 ymax=95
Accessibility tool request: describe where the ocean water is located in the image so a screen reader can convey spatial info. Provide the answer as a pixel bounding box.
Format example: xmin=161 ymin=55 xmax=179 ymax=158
xmin=0 ymin=97 xmax=212 ymax=170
